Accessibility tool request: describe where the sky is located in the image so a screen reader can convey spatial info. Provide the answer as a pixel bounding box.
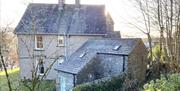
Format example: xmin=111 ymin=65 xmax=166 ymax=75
xmin=0 ymin=0 xmax=159 ymax=38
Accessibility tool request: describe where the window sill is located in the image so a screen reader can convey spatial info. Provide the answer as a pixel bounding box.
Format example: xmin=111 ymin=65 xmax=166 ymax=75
xmin=56 ymin=45 xmax=65 ymax=47
xmin=39 ymin=74 xmax=44 ymax=76
xmin=34 ymin=48 xmax=45 ymax=51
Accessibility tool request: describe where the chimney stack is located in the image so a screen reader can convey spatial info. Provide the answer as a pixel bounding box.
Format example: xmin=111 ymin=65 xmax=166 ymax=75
xmin=75 ymin=0 xmax=80 ymax=8
xmin=58 ymin=0 xmax=64 ymax=10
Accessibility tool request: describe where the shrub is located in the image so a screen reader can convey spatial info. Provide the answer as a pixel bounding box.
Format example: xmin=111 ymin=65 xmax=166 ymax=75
xmin=73 ymin=75 xmax=125 ymax=91
xmin=143 ymin=73 xmax=180 ymax=91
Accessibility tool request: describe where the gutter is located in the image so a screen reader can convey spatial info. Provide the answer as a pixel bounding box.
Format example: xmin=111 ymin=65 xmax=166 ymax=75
xmin=54 ymin=68 xmax=77 ymax=75
xmin=15 ymin=32 xmax=107 ymax=36
xmin=97 ymin=52 xmax=128 ymax=56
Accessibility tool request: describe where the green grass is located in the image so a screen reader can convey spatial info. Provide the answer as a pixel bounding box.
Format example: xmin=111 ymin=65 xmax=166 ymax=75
xmin=0 ymin=69 xmax=55 ymax=91
xmin=0 ymin=69 xmax=20 ymax=91
xmin=0 ymin=68 xmax=20 ymax=76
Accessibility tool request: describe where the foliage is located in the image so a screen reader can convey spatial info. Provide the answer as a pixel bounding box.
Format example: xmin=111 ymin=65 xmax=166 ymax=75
xmin=0 ymin=70 xmax=55 ymax=91
xmin=150 ymin=44 xmax=165 ymax=62
xmin=0 ymin=27 xmax=18 ymax=91
xmin=73 ymin=75 xmax=125 ymax=91
xmin=132 ymin=0 xmax=180 ymax=73
xmin=143 ymin=73 xmax=180 ymax=91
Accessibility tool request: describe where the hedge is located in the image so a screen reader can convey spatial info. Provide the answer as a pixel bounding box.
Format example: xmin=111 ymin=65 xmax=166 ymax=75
xmin=73 ymin=75 xmax=125 ymax=91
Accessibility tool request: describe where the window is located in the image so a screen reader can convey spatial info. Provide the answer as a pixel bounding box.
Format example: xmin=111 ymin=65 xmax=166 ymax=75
xmin=35 ymin=35 xmax=43 ymax=49
xmin=38 ymin=58 xmax=44 ymax=75
xmin=79 ymin=52 xmax=86 ymax=58
xmin=112 ymin=45 xmax=121 ymax=51
xmin=57 ymin=36 xmax=64 ymax=46
xmin=58 ymin=57 xmax=64 ymax=65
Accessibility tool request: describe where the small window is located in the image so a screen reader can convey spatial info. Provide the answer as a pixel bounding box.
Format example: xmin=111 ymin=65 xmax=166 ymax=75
xmin=58 ymin=57 xmax=64 ymax=64
xmin=79 ymin=52 xmax=86 ymax=58
xmin=38 ymin=58 xmax=44 ymax=75
xmin=113 ymin=45 xmax=121 ymax=51
xmin=35 ymin=35 xmax=43 ymax=49
xmin=57 ymin=36 xmax=64 ymax=47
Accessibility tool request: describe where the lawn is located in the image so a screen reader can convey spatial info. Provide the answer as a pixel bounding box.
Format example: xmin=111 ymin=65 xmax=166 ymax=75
xmin=0 ymin=68 xmax=20 ymax=76
xmin=0 ymin=68 xmax=56 ymax=91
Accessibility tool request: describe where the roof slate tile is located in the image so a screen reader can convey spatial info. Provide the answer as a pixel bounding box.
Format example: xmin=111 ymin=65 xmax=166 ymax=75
xmin=15 ymin=3 xmax=107 ymax=35
xmin=56 ymin=38 xmax=141 ymax=74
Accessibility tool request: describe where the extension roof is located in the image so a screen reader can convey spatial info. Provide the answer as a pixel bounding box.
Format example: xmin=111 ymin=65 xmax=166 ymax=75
xmin=56 ymin=38 xmax=142 ymax=74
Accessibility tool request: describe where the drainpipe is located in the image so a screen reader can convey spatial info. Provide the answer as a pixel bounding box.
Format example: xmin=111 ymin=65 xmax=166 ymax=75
xmin=73 ymin=74 xmax=76 ymax=87
xmin=122 ymin=56 xmax=126 ymax=72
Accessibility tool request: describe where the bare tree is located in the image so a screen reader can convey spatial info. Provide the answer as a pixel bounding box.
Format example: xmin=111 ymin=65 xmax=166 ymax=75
xmin=13 ymin=1 xmax=63 ymax=91
xmin=1 ymin=2 xmax=60 ymax=91
xmin=0 ymin=26 xmax=13 ymax=91
xmin=156 ymin=0 xmax=180 ymax=72
xmin=136 ymin=0 xmax=153 ymax=62
xmin=15 ymin=16 xmax=60 ymax=91
xmin=131 ymin=0 xmax=180 ymax=73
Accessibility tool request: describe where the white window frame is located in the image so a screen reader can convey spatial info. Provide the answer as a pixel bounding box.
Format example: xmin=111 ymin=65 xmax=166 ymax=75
xmin=35 ymin=35 xmax=44 ymax=50
xmin=57 ymin=36 xmax=64 ymax=47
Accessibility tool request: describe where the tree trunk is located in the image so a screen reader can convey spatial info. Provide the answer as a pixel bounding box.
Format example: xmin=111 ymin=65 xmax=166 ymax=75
xmin=0 ymin=47 xmax=12 ymax=91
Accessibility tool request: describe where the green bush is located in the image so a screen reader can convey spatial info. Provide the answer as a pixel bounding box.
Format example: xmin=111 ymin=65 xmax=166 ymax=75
xmin=143 ymin=73 xmax=180 ymax=91
xmin=73 ymin=75 xmax=125 ymax=91
xmin=149 ymin=44 xmax=165 ymax=62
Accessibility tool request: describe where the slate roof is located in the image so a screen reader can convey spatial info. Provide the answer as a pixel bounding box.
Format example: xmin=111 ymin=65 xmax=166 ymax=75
xmin=15 ymin=3 xmax=108 ymax=35
xmin=56 ymin=38 xmax=142 ymax=74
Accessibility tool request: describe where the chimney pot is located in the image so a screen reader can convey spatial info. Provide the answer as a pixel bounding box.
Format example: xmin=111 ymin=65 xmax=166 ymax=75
xmin=75 ymin=0 xmax=80 ymax=8
xmin=58 ymin=0 xmax=64 ymax=10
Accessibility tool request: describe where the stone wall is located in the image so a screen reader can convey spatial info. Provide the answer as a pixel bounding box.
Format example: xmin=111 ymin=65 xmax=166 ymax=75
xmin=96 ymin=54 xmax=128 ymax=78
xmin=76 ymin=58 xmax=97 ymax=84
xmin=19 ymin=58 xmax=58 ymax=79
xmin=127 ymin=40 xmax=147 ymax=81
xmin=76 ymin=54 xmax=127 ymax=84
xmin=18 ymin=35 xmax=103 ymax=79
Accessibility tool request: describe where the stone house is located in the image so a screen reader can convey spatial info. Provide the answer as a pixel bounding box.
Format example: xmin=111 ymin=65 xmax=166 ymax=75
xmin=55 ymin=38 xmax=147 ymax=91
xmin=14 ymin=0 xmax=120 ymax=79
xmin=14 ymin=0 xmax=147 ymax=91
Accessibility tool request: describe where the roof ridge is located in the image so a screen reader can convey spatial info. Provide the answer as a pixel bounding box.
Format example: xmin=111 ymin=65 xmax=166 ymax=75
xmin=28 ymin=3 xmax=105 ymax=6
xmin=29 ymin=3 xmax=57 ymax=6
